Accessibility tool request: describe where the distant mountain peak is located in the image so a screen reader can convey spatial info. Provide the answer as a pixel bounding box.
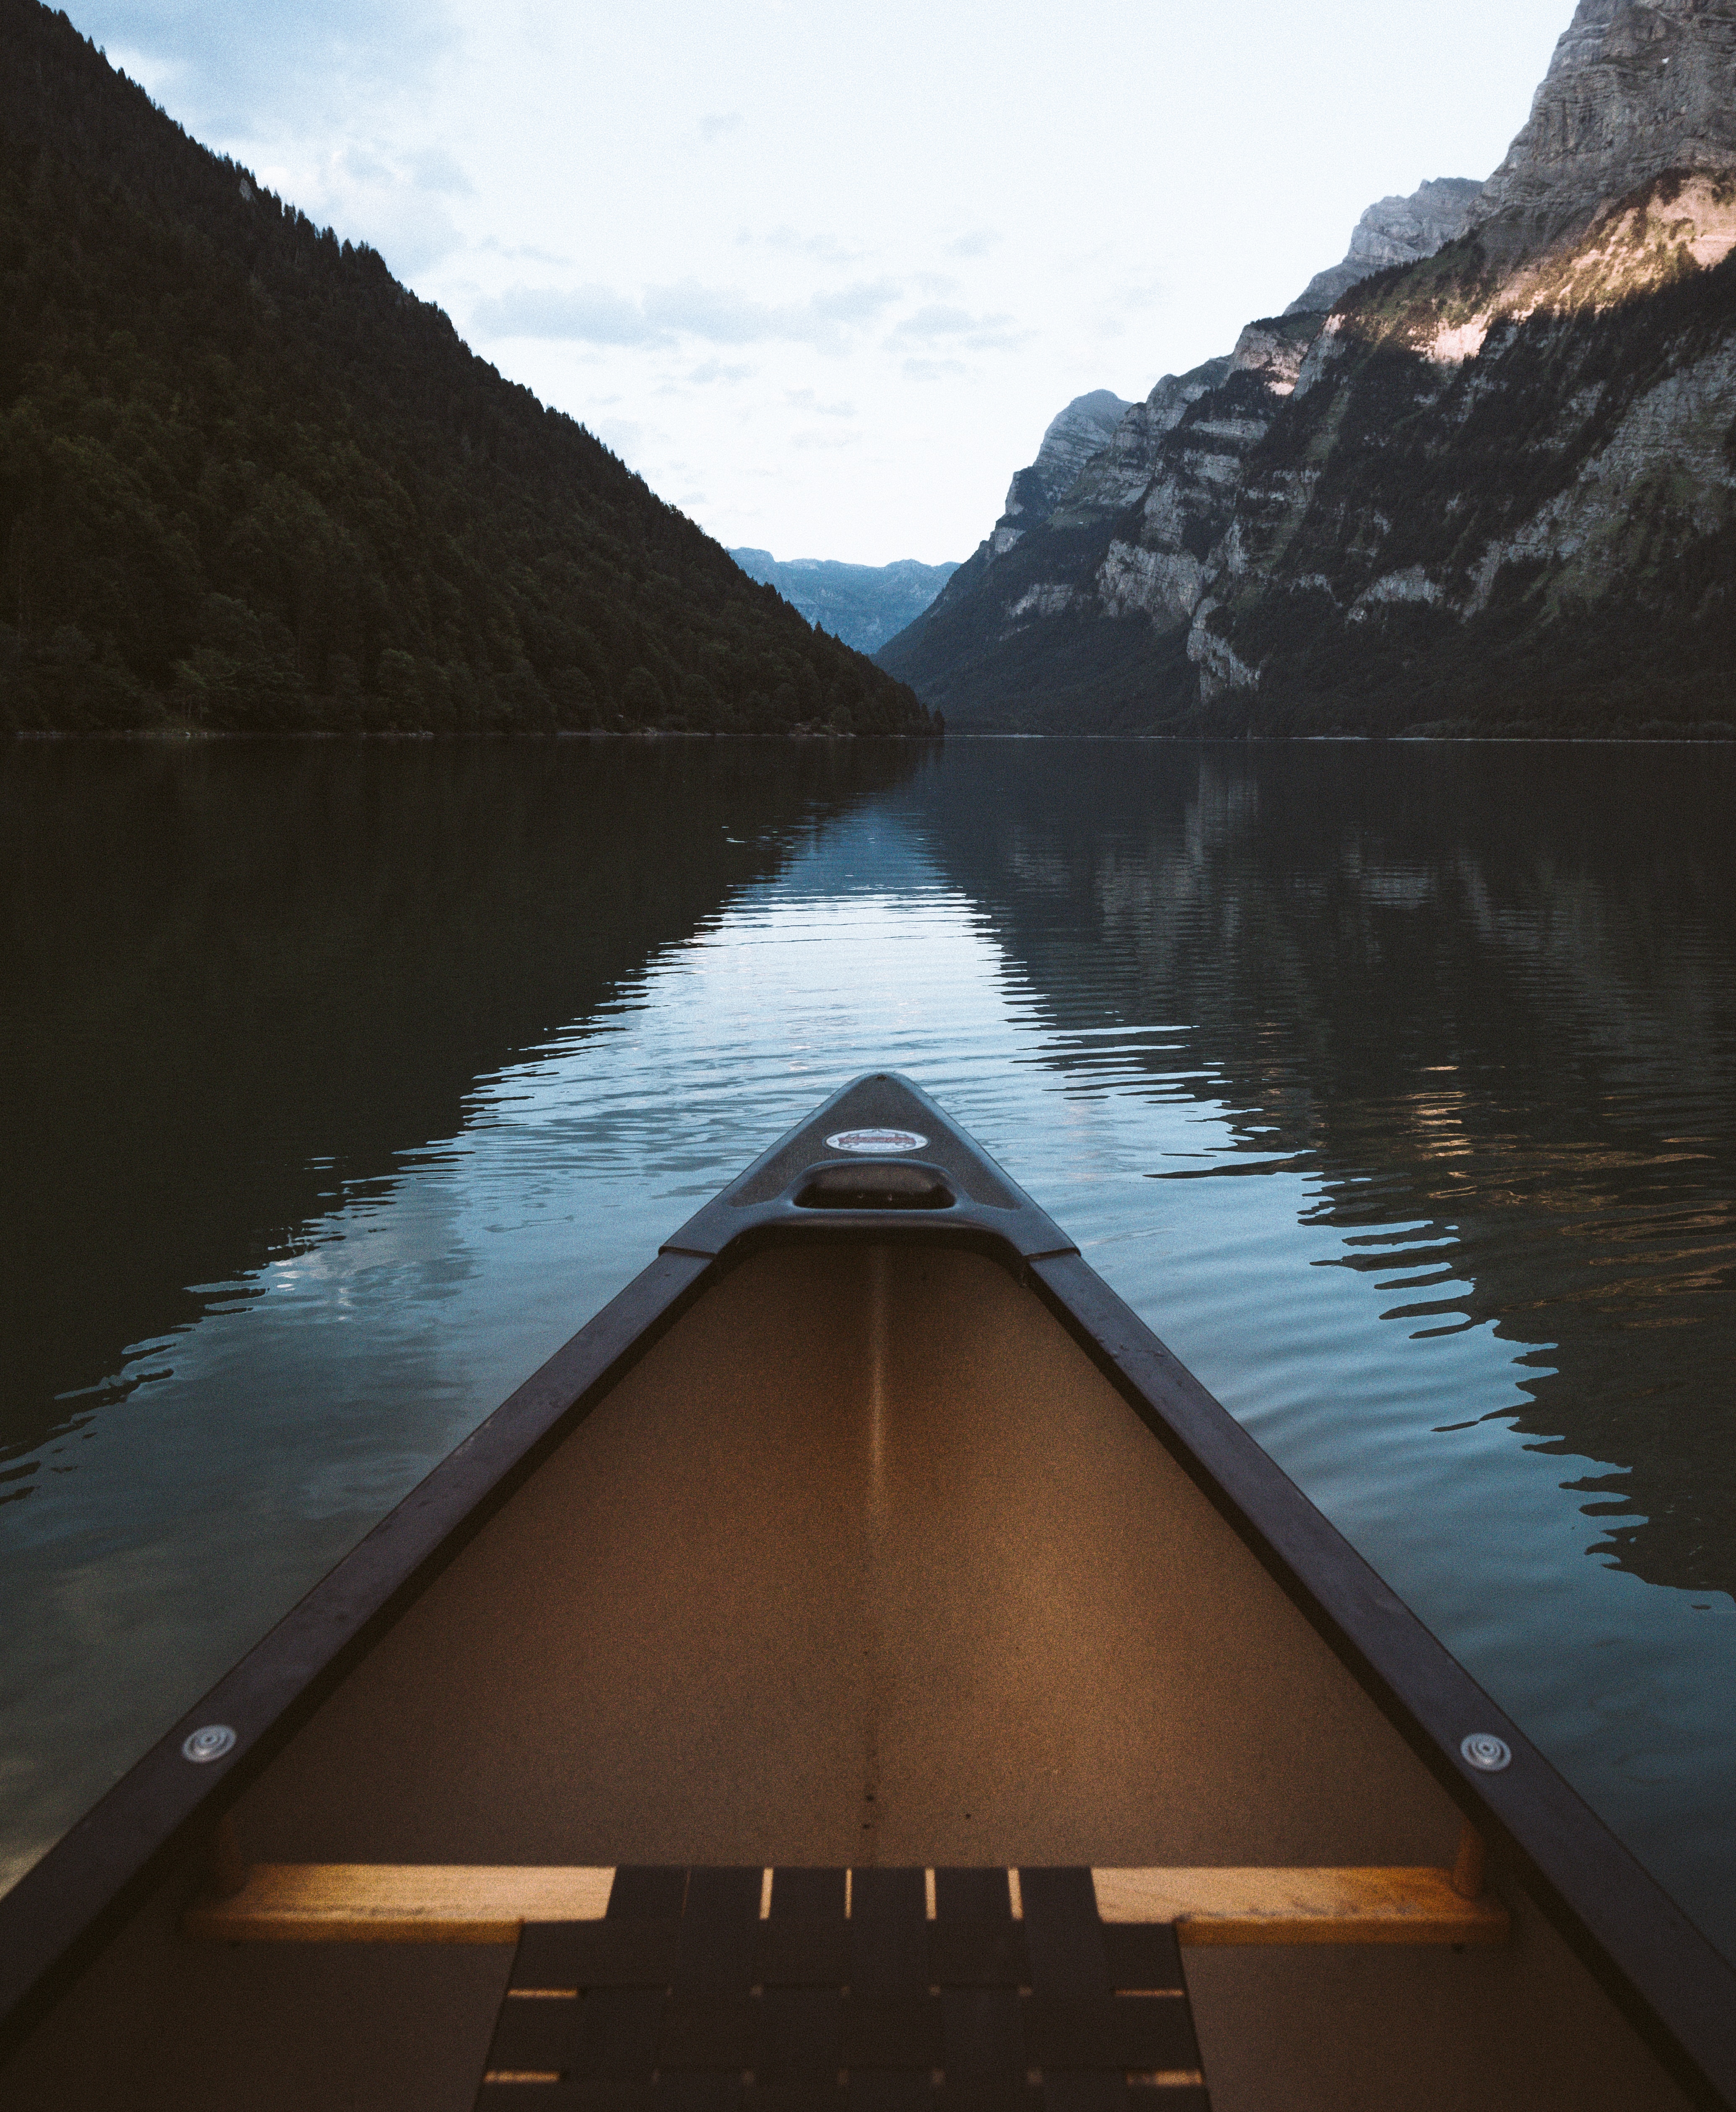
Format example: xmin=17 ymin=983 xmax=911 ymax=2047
xmin=728 ymin=550 xmax=959 ymax=654
xmin=1285 ymin=177 xmax=1485 ymax=315
xmin=990 ymin=389 xmax=1134 ymax=556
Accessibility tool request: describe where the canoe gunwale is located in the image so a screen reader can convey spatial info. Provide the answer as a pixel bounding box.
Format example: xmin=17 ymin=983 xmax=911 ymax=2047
xmin=0 ymin=1246 xmax=717 ymax=2060
xmin=1 ymin=1071 xmax=1733 ymax=2110
xmin=1022 ymin=1248 xmax=1736 ymax=2110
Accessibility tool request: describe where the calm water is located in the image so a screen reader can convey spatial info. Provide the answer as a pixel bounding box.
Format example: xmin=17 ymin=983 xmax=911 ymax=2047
xmin=3 ymin=737 xmax=1733 ymax=1954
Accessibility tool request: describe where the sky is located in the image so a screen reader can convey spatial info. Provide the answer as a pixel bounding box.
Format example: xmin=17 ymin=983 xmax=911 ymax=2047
xmin=72 ymin=0 xmax=1577 ymax=566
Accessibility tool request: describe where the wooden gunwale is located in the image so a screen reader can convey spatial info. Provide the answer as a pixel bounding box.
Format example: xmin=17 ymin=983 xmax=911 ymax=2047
xmin=0 ymin=1071 xmax=1732 ymax=2109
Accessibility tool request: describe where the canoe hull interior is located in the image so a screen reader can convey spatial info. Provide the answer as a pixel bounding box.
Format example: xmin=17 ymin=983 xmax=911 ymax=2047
xmin=0 ymin=1242 xmax=1692 ymax=2110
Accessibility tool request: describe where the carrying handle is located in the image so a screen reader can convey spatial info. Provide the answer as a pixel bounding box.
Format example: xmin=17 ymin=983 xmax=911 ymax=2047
xmin=793 ymin=1160 xmax=956 ymax=1212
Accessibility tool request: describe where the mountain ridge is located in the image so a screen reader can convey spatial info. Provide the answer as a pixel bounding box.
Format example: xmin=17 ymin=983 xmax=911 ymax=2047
xmin=1473 ymin=0 xmax=1736 ymax=259
xmin=0 ymin=0 xmax=937 ymax=738
xmin=879 ymin=0 xmax=1736 ymax=737
xmin=1286 ymin=179 xmax=1485 ymax=316
xmin=990 ymin=390 xmax=1133 ymax=557
xmin=727 ymin=550 xmax=957 ymax=654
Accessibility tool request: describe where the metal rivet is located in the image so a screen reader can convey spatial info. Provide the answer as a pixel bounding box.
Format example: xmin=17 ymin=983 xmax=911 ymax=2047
xmin=181 ymin=1724 xmax=237 ymax=1764
xmin=1460 ymin=1732 xmax=1511 ymax=1773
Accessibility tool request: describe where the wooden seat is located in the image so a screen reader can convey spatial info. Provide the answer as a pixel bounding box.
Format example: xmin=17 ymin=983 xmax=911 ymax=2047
xmin=181 ymin=1849 xmax=1505 ymax=2104
xmin=474 ymin=1865 xmax=1211 ymax=2107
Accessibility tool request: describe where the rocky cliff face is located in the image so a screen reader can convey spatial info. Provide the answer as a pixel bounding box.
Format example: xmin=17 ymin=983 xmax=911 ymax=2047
xmin=1474 ymin=0 xmax=1736 ymax=258
xmin=1197 ymin=161 xmax=1736 ymax=731
xmin=988 ymin=389 xmax=1132 ymax=555
xmin=878 ymin=0 xmax=1736 ymax=737
xmin=876 ymin=188 xmax=1480 ymax=729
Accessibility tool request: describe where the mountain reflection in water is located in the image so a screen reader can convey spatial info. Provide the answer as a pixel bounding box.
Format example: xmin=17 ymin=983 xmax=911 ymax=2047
xmin=915 ymin=742 xmax=1736 ymax=1601
xmin=0 ymin=738 xmax=929 ymax=1467
xmin=1 ymin=735 xmax=1731 ymax=1958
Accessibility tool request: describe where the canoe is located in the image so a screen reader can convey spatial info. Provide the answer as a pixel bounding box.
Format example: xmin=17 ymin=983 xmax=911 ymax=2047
xmin=0 ymin=1073 xmax=1732 ymax=2111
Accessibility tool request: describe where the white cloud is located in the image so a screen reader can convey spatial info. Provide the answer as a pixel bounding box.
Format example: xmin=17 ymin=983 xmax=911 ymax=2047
xmin=76 ymin=0 xmax=452 ymax=136
xmin=1088 ymin=280 xmax=1170 ymax=341
xmin=901 ymin=356 xmax=968 ymax=384
xmin=789 ymin=429 xmax=862 ymax=452
xmin=475 ymin=236 xmax=576 ymax=267
xmin=887 ymin=304 xmax=1030 ymax=352
xmin=785 ymin=390 xmax=856 ymax=419
xmin=753 ymin=225 xmax=870 ymax=265
xmin=406 ymin=145 xmax=472 ymax=196
xmin=472 ymin=278 xmax=902 ymax=350
xmin=810 ymin=282 xmax=901 ymax=325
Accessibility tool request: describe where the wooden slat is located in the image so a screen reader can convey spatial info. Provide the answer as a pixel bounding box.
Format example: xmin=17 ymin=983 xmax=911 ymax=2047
xmin=1091 ymin=1866 xmax=1509 ymax=1946
xmin=184 ymin=1864 xmax=616 ymax=1943
xmin=184 ymin=1861 xmax=1508 ymax=1947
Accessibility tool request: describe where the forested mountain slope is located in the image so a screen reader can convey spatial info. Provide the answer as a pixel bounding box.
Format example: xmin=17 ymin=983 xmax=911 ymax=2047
xmin=0 ymin=2 xmax=936 ymax=736
xmin=880 ymin=0 xmax=1736 ymax=737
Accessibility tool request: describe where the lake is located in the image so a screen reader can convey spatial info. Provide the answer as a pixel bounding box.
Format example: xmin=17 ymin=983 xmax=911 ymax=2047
xmin=3 ymin=735 xmax=1733 ymax=1959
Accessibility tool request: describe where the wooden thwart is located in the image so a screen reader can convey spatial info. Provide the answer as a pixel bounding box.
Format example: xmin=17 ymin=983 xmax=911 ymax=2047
xmin=1094 ymin=1865 xmax=1508 ymax=1946
xmin=186 ymin=1860 xmax=1506 ymax=1947
xmin=184 ymin=1864 xmax=616 ymax=1944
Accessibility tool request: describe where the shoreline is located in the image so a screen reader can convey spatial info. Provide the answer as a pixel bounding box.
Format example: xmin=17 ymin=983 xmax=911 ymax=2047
xmin=8 ymin=728 xmax=1736 ymax=748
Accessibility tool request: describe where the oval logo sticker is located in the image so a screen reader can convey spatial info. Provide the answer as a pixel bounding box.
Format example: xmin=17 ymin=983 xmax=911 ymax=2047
xmin=825 ymin=1128 xmax=929 ymax=1155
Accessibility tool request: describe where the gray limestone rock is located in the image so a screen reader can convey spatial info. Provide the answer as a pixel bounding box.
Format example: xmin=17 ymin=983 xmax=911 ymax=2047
xmin=992 ymin=389 xmax=1134 ymax=552
xmin=882 ymin=1 xmax=1736 ymax=732
xmin=1474 ymin=0 xmax=1736 ymax=258
xmin=1285 ymin=178 xmax=1486 ymax=315
xmin=1228 ymin=313 xmax=1326 ymax=393
xmin=1051 ymin=358 xmax=1233 ymax=522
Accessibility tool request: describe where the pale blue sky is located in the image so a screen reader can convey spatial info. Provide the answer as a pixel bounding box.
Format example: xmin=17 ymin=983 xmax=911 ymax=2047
xmin=76 ymin=0 xmax=1575 ymax=565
